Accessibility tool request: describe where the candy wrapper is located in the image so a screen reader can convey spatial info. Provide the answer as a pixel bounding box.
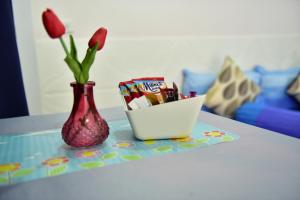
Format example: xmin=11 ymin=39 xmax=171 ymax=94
xmin=173 ymin=82 xmax=179 ymax=101
xmin=132 ymin=77 xmax=167 ymax=104
xmin=123 ymin=81 xmax=141 ymax=99
xmin=128 ymin=95 xmax=151 ymax=110
xmin=119 ymin=82 xmax=133 ymax=104
xmin=145 ymin=93 xmax=160 ymax=105
xmin=189 ymin=91 xmax=197 ymax=98
xmin=119 ymin=77 xmax=197 ymax=110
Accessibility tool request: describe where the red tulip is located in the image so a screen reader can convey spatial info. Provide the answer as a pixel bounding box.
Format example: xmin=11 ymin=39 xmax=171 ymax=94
xmin=88 ymin=27 xmax=107 ymax=50
xmin=42 ymin=9 xmax=65 ymax=38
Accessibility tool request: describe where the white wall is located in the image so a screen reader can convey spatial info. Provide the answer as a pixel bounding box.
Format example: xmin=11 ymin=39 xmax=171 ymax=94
xmin=32 ymin=0 xmax=300 ymax=38
xmin=12 ymin=0 xmax=41 ymax=115
xmin=27 ymin=0 xmax=300 ymax=114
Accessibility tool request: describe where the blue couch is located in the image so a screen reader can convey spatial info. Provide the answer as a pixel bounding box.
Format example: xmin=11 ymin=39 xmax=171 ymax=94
xmin=182 ymin=66 xmax=300 ymax=138
xmin=235 ymin=102 xmax=300 ymax=138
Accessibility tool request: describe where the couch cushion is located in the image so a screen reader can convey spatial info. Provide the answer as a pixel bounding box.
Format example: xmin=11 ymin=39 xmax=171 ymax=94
xmin=287 ymin=74 xmax=300 ymax=103
xmin=182 ymin=69 xmax=215 ymax=96
xmin=254 ymin=65 xmax=300 ymax=109
xmin=204 ymin=57 xmax=260 ymax=117
xmin=182 ymin=67 xmax=261 ymax=97
xmin=236 ymin=102 xmax=300 ymax=139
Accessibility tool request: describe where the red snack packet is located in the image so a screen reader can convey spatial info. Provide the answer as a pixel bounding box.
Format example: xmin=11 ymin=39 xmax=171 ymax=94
xmin=118 ymin=82 xmax=133 ymax=104
xmin=123 ymin=81 xmax=141 ymax=99
xmin=189 ymin=91 xmax=197 ymax=97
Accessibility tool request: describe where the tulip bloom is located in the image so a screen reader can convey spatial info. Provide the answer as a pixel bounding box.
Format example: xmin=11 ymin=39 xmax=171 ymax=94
xmin=88 ymin=27 xmax=107 ymax=50
xmin=42 ymin=9 xmax=65 ymax=38
xmin=42 ymin=8 xmax=108 ymax=84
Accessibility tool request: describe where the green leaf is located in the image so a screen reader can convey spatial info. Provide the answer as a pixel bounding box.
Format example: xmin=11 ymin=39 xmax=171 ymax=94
xmin=81 ymin=43 xmax=98 ymax=82
xmin=48 ymin=165 xmax=67 ymax=176
xmin=69 ymin=34 xmax=78 ymax=62
xmin=0 ymin=176 xmax=8 ymax=184
xmin=178 ymin=143 xmax=199 ymax=149
xmin=101 ymin=152 xmax=118 ymax=160
xmin=154 ymin=145 xmax=173 ymax=152
xmin=80 ymin=161 xmax=104 ymax=169
xmin=12 ymin=168 xmax=33 ymax=178
xmin=64 ymin=55 xmax=83 ymax=83
xmin=195 ymin=138 xmax=209 ymax=144
xmin=121 ymin=155 xmax=142 ymax=161
xmin=222 ymin=136 xmax=233 ymax=142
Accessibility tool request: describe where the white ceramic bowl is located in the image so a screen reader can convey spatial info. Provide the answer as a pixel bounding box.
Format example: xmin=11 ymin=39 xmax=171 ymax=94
xmin=123 ymin=95 xmax=206 ymax=140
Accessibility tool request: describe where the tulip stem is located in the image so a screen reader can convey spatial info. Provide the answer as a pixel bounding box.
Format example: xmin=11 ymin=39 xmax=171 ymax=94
xmin=59 ymin=37 xmax=69 ymax=55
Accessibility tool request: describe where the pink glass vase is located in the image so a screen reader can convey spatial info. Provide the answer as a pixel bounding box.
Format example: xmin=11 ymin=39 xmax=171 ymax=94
xmin=62 ymin=81 xmax=109 ymax=147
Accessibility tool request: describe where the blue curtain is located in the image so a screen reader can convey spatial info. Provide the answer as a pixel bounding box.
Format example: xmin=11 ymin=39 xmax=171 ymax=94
xmin=0 ymin=0 xmax=29 ymax=118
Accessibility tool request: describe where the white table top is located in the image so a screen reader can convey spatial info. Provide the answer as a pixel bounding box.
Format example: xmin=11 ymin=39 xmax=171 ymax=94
xmin=0 ymin=107 xmax=300 ymax=200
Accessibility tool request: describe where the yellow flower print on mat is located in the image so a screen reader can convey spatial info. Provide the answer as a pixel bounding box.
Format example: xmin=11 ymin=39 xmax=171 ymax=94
xmin=75 ymin=149 xmax=99 ymax=158
xmin=113 ymin=141 xmax=134 ymax=148
xmin=204 ymin=131 xmax=225 ymax=137
xmin=172 ymin=137 xmax=193 ymax=142
xmin=0 ymin=163 xmax=33 ymax=184
xmin=0 ymin=163 xmax=20 ymax=173
xmin=42 ymin=156 xmax=69 ymax=167
xmin=0 ymin=163 xmax=21 ymax=184
xmin=144 ymin=140 xmax=156 ymax=145
xmin=42 ymin=156 xmax=69 ymax=176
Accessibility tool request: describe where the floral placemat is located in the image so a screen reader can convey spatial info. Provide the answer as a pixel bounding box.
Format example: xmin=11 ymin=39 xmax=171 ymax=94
xmin=0 ymin=119 xmax=239 ymax=186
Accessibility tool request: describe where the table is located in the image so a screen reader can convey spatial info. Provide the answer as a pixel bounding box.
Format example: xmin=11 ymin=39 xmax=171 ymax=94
xmin=0 ymin=107 xmax=300 ymax=200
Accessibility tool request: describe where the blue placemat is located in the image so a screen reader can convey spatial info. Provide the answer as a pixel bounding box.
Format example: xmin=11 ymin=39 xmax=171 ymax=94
xmin=0 ymin=119 xmax=239 ymax=185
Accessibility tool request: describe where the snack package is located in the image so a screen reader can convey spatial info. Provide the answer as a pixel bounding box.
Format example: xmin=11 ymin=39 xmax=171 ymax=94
xmin=119 ymin=82 xmax=133 ymax=104
xmin=128 ymin=95 xmax=151 ymax=110
xmin=173 ymin=82 xmax=179 ymax=101
xmin=189 ymin=91 xmax=197 ymax=98
xmin=122 ymin=81 xmax=141 ymax=99
xmin=145 ymin=93 xmax=160 ymax=105
xmin=165 ymin=88 xmax=176 ymax=102
xmin=132 ymin=77 xmax=167 ymax=104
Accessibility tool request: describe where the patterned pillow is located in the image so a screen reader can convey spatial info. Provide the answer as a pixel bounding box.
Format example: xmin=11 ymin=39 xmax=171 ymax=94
xmin=287 ymin=74 xmax=300 ymax=103
xmin=204 ymin=56 xmax=260 ymax=117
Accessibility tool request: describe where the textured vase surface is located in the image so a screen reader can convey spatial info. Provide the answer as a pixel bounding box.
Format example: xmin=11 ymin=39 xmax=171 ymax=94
xmin=62 ymin=81 xmax=109 ymax=147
